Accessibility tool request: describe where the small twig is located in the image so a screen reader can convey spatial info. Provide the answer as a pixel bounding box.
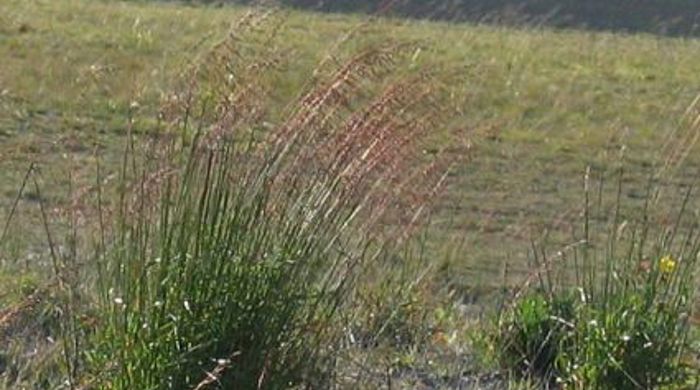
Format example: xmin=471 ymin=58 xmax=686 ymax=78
xmin=191 ymin=351 xmax=242 ymax=390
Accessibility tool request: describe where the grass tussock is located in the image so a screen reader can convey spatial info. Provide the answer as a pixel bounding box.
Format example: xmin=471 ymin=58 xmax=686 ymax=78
xmin=4 ymin=10 xmax=465 ymax=389
xmin=492 ymin=169 xmax=700 ymax=389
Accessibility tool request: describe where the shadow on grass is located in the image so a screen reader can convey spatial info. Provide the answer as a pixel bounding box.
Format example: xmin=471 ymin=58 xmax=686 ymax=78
xmin=206 ymin=0 xmax=700 ymax=37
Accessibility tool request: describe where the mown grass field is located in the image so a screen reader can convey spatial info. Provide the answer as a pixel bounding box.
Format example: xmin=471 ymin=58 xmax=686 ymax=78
xmin=1 ymin=0 xmax=700 ymax=387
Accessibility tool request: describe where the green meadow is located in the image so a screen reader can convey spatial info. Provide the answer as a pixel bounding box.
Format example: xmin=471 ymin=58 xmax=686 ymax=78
xmin=1 ymin=0 xmax=699 ymax=388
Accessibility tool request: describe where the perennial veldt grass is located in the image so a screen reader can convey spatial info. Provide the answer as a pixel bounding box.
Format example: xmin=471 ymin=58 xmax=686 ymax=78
xmin=70 ymin=10 xmax=461 ymax=389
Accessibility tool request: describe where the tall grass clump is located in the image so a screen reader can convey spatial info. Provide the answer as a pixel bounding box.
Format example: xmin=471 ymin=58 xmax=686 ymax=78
xmin=494 ymin=169 xmax=699 ymax=389
xmin=78 ymin=11 xmax=459 ymax=389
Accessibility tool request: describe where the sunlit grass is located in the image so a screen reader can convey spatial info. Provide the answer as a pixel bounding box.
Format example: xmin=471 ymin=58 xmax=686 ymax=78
xmin=1 ymin=0 xmax=700 ymax=387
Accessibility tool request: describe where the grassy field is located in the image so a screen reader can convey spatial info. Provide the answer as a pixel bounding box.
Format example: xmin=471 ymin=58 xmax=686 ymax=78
xmin=2 ymin=0 xmax=700 ymax=387
xmin=4 ymin=0 xmax=700 ymax=284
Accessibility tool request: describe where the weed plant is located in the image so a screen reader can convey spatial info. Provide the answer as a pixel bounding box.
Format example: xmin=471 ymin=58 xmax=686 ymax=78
xmin=495 ymin=169 xmax=700 ymax=388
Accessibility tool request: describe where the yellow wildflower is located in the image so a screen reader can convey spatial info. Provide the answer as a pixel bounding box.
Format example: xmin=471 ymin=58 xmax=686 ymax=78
xmin=659 ymin=255 xmax=676 ymax=274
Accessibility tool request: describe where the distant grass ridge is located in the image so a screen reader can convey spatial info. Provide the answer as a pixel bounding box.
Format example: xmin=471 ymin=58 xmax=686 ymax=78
xmin=179 ymin=0 xmax=700 ymax=37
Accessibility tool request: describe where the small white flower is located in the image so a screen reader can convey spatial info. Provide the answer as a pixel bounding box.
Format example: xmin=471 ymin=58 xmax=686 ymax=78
xmin=577 ymin=287 xmax=587 ymax=304
xmin=621 ymin=335 xmax=631 ymax=342
xmin=114 ymin=297 xmax=124 ymax=305
xmin=154 ymin=301 xmax=163 ymax=307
